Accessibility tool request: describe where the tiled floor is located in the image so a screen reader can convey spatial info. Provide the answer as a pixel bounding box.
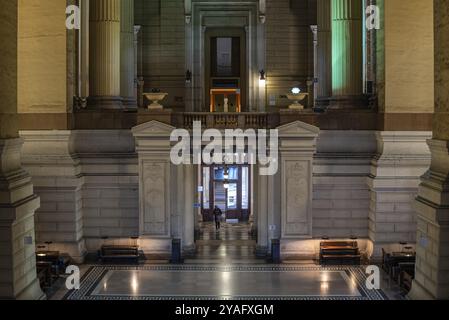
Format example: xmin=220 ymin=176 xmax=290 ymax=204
xmin=188 ymin=222 xmax=259 ymax=264
xmin=51 ymin=222 xmax=405 ymax=300
xmin=64 ymin=265 xmax=389 ymax=300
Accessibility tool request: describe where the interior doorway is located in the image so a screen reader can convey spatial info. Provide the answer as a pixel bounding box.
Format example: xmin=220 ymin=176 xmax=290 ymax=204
xmin=201 ymin=165 xmax=251 ymax=222
xmin=205 ymin=28 xmax=247 ymax=112
xmin=192 ymin=164 xmax=256 ymax=263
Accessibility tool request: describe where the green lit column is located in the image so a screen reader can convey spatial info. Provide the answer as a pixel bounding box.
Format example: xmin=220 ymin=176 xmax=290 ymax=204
xmin=330 ymin=0 xmax=366 ymax=108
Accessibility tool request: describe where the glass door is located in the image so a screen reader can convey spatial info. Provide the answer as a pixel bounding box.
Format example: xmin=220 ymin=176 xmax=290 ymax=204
xmin=201 ymin=165 xmax=250 ymax=222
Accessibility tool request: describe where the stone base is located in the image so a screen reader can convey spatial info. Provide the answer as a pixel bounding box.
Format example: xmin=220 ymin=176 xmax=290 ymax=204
xmin=183 ymin=245 xmax=196 ymax=257
xmin=14 ymin=279 xmax=46 ymax=301
xmin=408 ymin=279 xmax=436 ymax=300
xmin=328 ymin=95 xmax=369 ymax=110
xmin=255 ymin=245 xmax=268 ymax=258
xmin=122 ymin=97 xmax=138 ymax=111
xmin=137 ymin=108 xmax=173 ymax=125
xmin=139 ymin=237 xmax=172 ymax=256
xmin=88 ymin=96 xmax=124 ymax=110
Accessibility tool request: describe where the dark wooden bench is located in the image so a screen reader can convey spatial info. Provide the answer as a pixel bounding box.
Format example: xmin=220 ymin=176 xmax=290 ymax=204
xmin=99 ymin=245 xmax=139 ymax=263
xmin=319 ymin=241 xmax=361 ymax=265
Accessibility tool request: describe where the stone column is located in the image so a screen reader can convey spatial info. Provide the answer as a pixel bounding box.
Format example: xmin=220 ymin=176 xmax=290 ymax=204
xmin=78 ymin=0 xmax=90 ymax=101
xmin=88 ymin=0 xmax=122 ymax=109
xmin=409 ymin=0 xmax=449 ymax=299
xmin=0 ymin=0 xmax=44 ymax=300
xmin=316 ymin=0 xmax=332 ymax=106
xmin=330 ymin=0 xmax=365 ymax=108
xmin=120 ymin=0 xmax=136 ymax=108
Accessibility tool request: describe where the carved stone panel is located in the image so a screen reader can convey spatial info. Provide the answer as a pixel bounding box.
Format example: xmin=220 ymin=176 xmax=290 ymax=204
xmin=281 ymin=160 xmax=313 ymax=238
xmin=141 ymin=161 xmax=170 ymax=237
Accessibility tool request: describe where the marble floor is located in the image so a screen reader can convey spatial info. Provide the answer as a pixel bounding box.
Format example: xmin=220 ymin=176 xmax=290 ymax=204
xmin=188 ymin=222 xmax=259 ymax=264
xmin=64 ymin=265 xmax=389 ymax=300
xmin=55 ymin=222 xmax=404 ymax=300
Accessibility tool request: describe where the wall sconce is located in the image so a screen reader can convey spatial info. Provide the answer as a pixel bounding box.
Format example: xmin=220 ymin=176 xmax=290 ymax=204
xmin=185 ymin=70 xmax=192 ymax=84
xmin=259 ymin=70 xmax=266 ymax=86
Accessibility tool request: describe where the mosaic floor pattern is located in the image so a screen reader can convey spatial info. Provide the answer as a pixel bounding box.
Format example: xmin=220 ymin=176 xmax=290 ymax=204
xmin=64 ymin=265 xmax=389 ymax=300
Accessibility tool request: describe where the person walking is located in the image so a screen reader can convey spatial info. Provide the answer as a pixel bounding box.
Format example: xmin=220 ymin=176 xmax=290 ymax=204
xmin=213 ymin=206 xmax=223 ymax=231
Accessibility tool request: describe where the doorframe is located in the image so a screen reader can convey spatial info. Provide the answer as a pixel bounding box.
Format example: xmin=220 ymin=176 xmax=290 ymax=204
xmin=200 ymin=164 xmax=252 ymax=222
xmin=204 ymin=28 xmax=248 ymax=112
xmin=185 ymin=1 xmax=265 ymax=112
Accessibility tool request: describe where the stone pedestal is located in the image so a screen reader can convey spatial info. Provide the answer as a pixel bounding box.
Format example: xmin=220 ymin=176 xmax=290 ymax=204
xmin=0 ymin=1 xmax=44 ymax=299
xmin=89 ymin=0 xmax=122 ymax=109
xmin=409 ymin=0 xmax=449 ymax=299
xmin=367 ymin=132 xmax=431 ymax=259
xmin=20 ymin=131 xmax=87 ymax=263
xmin=409 ymin=140 xmax=449 ymax=299
xmin=0 ymin=139 xmax=44 ymax=300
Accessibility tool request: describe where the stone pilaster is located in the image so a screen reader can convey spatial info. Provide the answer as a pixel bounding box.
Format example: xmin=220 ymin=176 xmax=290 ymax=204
xmin=183 ymin=164 xmax=195 ymax=253
xmin=0 ymin=0 xmax=44 ymax=299
xmin=278 ymin=121 xmax=319 ymax=259
xmin=20 ymin=131 xmax=87 ymax=263
xmin=88 ymin=0 xmax=122 ymax=109
xmin=316 ymin=0 xmax=332 ymax=106
xmin=120 ymin=0 xmax=136 ymax=108
xmin=367 ymin=132 xmax=431 ymax=259
xmin=330 ymin=0 xmax=366 ymax=109
xmin=409 ymin=0 xmax=449 ymax=300
xmin=132 ymin=121 xmax=176 ymax=257
xmin=256 ymin=172 xmax=269 ymax=257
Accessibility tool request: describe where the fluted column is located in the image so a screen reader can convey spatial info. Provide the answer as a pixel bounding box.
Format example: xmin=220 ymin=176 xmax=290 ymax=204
xmin=120 ymin=0 xmax=136 ymax=108
xmin=0 ymin=0 xmax=44 ymax=300
xmin=330 ymin=0 xmax=365 ymax=108
xmin=89 ymin=0 xmax=122 ymax=109
xmin=409 ymin=0 xmax=449 ymax=300
xmin=316 ymin=0 xmax=332 ymax=106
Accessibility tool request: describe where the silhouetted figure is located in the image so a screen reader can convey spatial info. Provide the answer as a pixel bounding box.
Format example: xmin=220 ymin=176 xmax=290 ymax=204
xmin=213 ymin=206 xmax=223 ymax=230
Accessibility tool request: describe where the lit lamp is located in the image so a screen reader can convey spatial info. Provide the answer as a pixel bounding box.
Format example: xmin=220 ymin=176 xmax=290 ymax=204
xmin=259 ymin=70 xmax=266 ymax=86
xmin=287 ymin=87 xmax=308 ymax=110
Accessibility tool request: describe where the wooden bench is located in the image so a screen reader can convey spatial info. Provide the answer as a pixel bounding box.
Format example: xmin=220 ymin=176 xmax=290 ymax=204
xmin=319 ymin=241 xmax=361 ymax=265
xmin=99 ymin=245 xmax=139 ymax=263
